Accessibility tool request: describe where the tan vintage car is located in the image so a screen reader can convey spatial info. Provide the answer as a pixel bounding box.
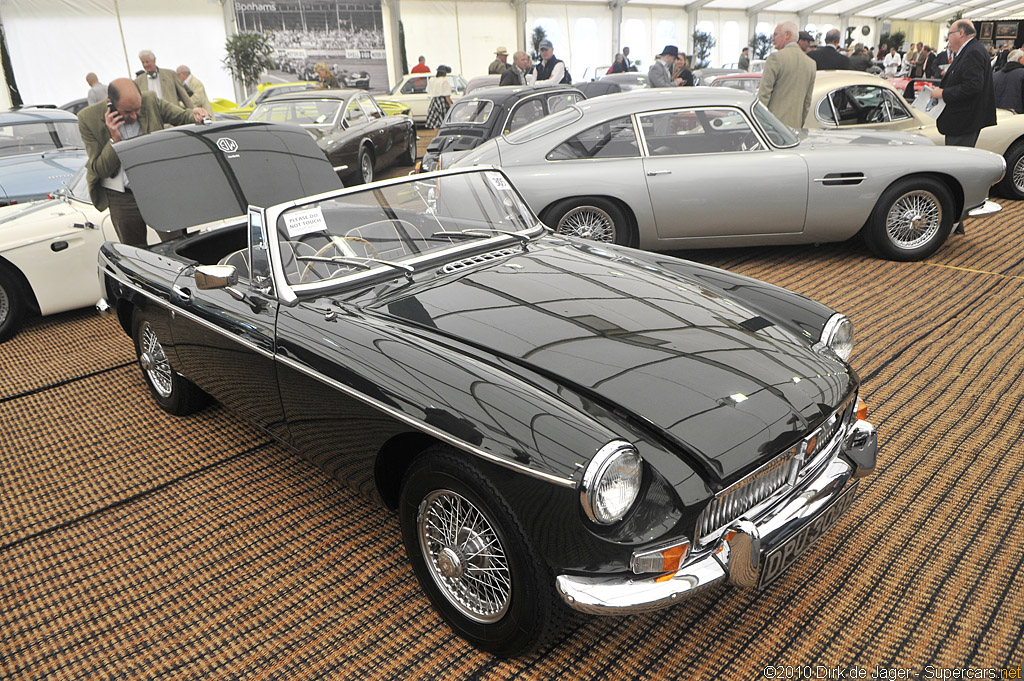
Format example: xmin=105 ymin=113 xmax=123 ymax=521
xmin=806 ymin=70 xmax=1024 ymax=200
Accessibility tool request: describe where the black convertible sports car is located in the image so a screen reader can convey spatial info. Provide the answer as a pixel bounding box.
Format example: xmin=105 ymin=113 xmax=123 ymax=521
xmin=98 ymin=121 xmax=877 ymax=657
xmin=419 ymin=84 xmax=584 ymax=172
xmin=248 ymin=89 xmax=415 ymax=185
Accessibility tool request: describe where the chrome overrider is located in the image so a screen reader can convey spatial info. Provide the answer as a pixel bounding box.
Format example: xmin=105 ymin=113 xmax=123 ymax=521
xmin=556 ymin=418 xmax=877 ymax=615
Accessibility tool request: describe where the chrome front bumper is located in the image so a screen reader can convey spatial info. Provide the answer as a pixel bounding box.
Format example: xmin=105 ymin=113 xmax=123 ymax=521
xmin=556 ymin=419 xmax=877 ymax=615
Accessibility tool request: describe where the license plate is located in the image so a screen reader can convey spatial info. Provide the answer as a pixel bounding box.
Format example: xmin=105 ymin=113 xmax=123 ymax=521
xmin=758 ymin=480 xmax=859 ymax=589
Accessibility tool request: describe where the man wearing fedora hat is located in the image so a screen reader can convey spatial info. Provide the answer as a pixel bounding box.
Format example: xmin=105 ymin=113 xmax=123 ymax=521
xmin=489 ymin=47 xmax=509 ymax=74
xmin=649 ymin=45 xmax=684 ymax=87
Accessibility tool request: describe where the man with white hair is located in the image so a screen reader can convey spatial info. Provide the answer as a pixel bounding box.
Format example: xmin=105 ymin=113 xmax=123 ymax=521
xmin=499 ymin=51 xmax=535 ymax=86
xmin=135 ymin=49 xmax=192 ymax=109
xmin=993 ymin=48 xmax=1024 ymax=114
xmin=175 ymin=65 xmax=212 ymax=113
xmin=929 ymin=19 xmax=996 ymax=147
xmin=757 ymin=21 xmax=816 ymax=129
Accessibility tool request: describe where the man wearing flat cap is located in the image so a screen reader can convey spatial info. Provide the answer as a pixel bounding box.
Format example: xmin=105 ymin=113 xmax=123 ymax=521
xmin=758 ymin=21 xmax=816 ymax=129
xmin=798 ymin=31 xmax=814 ymax=52
xmin=649 ymin=45 xmax=684 ymax=87
xmin=489 ymin=47 xmax=509 ymax=75
xmin=535 ymin=40 xmax=571 ymax=85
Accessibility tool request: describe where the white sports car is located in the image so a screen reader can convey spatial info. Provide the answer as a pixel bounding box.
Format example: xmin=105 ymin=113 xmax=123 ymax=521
xmin=0 ymin=168 xmax=115 ymax=342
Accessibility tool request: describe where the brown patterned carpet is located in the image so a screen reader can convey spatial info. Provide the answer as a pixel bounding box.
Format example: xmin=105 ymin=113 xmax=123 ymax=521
xmin=2 ymin=198 xmax=1023 ymax=679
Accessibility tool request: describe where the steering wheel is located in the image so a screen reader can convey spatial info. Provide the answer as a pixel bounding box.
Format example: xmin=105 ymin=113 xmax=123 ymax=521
xmin=299 ymin=237 xmax=379 ymax=283
xmin=739 ymin=132 xmax=761 ymax=152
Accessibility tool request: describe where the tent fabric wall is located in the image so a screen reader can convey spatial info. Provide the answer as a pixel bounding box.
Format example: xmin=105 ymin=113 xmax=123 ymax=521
xmin=526 ymin=3 xmax=612 ymax=80
xmin=620 ymin=6 xmax=688 ymax=74
xmin=399 ymin=0 xmax=517 ymax=78
xmin=2 ymin=0 xmax=235 ymax=108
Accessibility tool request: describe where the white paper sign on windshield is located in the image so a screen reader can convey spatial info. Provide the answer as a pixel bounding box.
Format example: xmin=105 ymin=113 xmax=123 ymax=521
xmin=283 ymin=205 xmax=328 ymax=238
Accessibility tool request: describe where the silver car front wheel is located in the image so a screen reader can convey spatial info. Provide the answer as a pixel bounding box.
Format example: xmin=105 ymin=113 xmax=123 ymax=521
xmin=865 ymin=177 xmax=953 ymax=261
xmin=884 ymin=189 xmax=942 ymax=251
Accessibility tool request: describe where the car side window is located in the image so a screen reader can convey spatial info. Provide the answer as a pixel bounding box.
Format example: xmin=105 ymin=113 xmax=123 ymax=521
xmin=639 ymin=108 xmax=762 ymax=155
xmin=403 ymin=78 xmax=427 ymax=94
xmin=824 ymin=86 xmax=890 ymax=126
xmin=358 ymin=95 xmax=383 ymax=119
xmin=547 ymin=93 xmax=578 ymax=114
xmin=546 ymin=116 xmax=639 ymax=160
xmin=506 ymin=99 xmax=545 ymax=132
xmin=882 ymin=89 xmax=912 ymax=121
xmin=346 ymin=98 xmax=368 ymax=124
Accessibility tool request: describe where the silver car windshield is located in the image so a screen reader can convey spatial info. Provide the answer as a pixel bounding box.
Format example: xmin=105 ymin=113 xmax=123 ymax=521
xmin=276 ymin=170 xmax=537 ymax=288
xmin=249 ymin=99 xmax=342 ymax=126
xmin=503 ymin=106 xmax=582 ymax=144
xmin=750 ymin=102 xmax=798 ymax=147
xmin=0 ymin=120 xmax=83 ymax=157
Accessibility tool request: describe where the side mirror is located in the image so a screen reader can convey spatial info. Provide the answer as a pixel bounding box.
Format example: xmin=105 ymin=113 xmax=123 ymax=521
xmin=195 ymin=264 xmax=238 ymax=290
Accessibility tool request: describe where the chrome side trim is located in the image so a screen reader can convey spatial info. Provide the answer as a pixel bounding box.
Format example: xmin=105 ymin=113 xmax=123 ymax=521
xmin=274 ymin=352 xmax=577 ymax=489
xmin=103 ymin=261 xmax=577 ymax=489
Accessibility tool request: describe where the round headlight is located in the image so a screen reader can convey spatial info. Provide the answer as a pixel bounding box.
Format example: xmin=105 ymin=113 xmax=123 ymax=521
xmin=580 ymin=441 xmax=643 ymax=525
xmin=821 ymin=314 xmax=854 ymax=362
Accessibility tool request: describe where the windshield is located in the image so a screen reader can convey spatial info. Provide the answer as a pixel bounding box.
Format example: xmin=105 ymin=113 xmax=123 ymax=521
xmin=0 ymin=120 xmax=83 ymax=157
xmin=249 ymin=99 xmax=342 ymax=125
xmin=276 ymin=170 xmax=538 ymax=288
xmin=751 ymin=101 xmax=799 ymax=147
xmin=503 ymin=106 xmax=582 ymax=144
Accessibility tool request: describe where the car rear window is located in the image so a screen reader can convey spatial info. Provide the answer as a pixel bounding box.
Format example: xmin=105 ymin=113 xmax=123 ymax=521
xmin=503 ymin=106 xmax=582 ymax=144
xmin=447 ymin=99 xmax=494 ymax=125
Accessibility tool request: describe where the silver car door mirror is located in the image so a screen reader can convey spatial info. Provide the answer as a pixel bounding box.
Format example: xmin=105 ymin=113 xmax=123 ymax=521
xmin=195 ymin=264 xmax=238 ymax=290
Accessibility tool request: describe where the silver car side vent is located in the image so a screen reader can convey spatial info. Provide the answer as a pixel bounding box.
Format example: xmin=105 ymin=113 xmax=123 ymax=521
xmin=441 ymin=247 xmax=521 ymax=274
xmin=816 ymin=172 xmax=866 ymax=186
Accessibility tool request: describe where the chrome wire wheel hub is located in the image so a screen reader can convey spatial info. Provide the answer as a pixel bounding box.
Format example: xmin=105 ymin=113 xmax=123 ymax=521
xmin=1013 ymin=155 xmax=1024 ymax=193
xmin=361 ymin=154 xmax=373 ymax=183
xmin=886 ymin=190 xmax=941 ymax=249
xmin=0 ymin=285 xmax=8 ymax=324
xmin=140 ymin=322 xmax=173 ymax=398
xmin=418 ymin=489 xmax=512 ymax=623
xmin=557 ymin=206 xmax=616 ymax=242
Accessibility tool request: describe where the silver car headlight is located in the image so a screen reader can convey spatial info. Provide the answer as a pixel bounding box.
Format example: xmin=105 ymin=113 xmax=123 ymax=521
xmin=580 ymin=441 xmax=642 ymax=525
xmin=820 ymin=313 xmax=854 ymax=362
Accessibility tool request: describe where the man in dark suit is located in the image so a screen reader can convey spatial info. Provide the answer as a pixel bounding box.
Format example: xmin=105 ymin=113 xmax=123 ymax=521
xmin=79 ymin=78 xmax=208 ymax=246
xmin=809 ymin=29 xmax=852 ymax=70
xmin=934 ymin=46 xmax=952 ymax=74
xmin=930 ymin=20 xmax=996 ymax=148
xmin=920 ymin=46 xmax=938 ymax=79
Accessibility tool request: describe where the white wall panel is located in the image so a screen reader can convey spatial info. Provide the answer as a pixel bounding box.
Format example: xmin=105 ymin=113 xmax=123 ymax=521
xmin=3 ymin=0 xmax=234 ymax=107
xmin=401 ymin=0 xmax=516 ymax=78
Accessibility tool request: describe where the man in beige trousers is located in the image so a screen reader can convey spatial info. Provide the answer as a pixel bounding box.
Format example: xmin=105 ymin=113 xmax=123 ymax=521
xmin=758 ymin=21 xmax=816 ymax=129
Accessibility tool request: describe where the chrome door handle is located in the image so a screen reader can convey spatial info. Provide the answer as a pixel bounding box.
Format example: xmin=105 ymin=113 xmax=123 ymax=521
xmin=647 ymin=170 xmax=672 ymax=176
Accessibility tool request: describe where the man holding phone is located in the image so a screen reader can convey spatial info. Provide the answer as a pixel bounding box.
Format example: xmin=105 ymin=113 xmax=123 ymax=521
xmin=78 ymin=77 xmax=209 ymax=246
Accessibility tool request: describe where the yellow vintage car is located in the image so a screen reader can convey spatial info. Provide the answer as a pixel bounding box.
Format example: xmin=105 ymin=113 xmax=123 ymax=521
xmin=212 ymin=81 xmax=411 ymax=119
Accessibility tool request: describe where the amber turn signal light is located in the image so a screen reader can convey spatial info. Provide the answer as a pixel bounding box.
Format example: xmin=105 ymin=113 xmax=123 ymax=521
xmin=856 ymin=399 xmax=868 ymax=422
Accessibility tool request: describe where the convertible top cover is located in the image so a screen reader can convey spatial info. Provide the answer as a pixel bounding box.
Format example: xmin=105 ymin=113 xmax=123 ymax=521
xmin=114 ymin=121 xmax=343 ymax=232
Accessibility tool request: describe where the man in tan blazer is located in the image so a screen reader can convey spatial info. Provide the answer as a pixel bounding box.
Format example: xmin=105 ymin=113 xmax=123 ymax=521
xmin=176 ymin=64 xmax=213 ymax=118
xmin=757 ymin=21 xmax=816 ymax=130
xmin=136 ymin=50 xmax=193 ymax=109
xmin=78 ymin=78 xmax=208 ymax=246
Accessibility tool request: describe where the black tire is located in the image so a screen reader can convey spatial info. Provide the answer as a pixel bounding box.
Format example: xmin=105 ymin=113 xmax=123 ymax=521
xmin=544 ymin=197 xmax=635 ymax=247
xmin=864 ymin=177 xmax=954 ymax=261
xmin=399 ymin=446 xmax=569 ymax=657
xmin=132 ymin=309 xmax=209 ymax=416
xmin=0 ymin=266 xmax=25 ymax=343
xmin=402 ymin=127 xmax=417 ymax=166
xmin=997 ymin=141 xmax=1024 ymax=200
xmin=358 ymin=145 xmax=374 ymax=184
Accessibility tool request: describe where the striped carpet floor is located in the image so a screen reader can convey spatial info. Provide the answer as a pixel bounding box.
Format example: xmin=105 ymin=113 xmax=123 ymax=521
xmin=2 ymin=204 xmax=1023 ymax=678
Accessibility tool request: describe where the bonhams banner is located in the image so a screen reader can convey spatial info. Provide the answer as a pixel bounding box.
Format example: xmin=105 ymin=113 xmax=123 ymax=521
xmin=232 ymin=0 xmax=389 ymax=91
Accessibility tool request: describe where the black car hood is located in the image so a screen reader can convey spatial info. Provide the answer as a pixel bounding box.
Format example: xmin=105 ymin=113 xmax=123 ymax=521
xmin=115 ymin=121 xmax=343 ymax=232
xmin=375 ymin=242 xmax=852 ymax=482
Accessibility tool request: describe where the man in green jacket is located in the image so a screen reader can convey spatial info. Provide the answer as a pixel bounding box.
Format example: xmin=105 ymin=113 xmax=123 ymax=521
xmin=78 ymin=78 xmax=209 ymax=246
xmin=758 ymin=21 xmax=816 ymax=130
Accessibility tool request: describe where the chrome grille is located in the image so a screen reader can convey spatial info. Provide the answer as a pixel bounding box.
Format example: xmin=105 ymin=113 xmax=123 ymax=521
xmin=695 ymin=398 xmax=854 ymax=541
xmin=441 ymin=248 xmax=520 ymax=274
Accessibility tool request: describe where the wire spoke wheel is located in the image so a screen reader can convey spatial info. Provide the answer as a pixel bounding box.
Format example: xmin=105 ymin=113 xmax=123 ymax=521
xmin=139 ymin=322 xmax=173 ymax=398
xmin=418 ymin=489 xmax=512 ymax=624
xmin=361 ymin=150 xmax=374 ymax=184
xmin=885 ymin=189 xmax=942 ymax=250
xmin=1013 ymin=154 xmax=1024 ymax=194
xmin=556 ymin=205 xmax=616 ymax=242
xmin=0 ymin=283 xmax=9 ymax=326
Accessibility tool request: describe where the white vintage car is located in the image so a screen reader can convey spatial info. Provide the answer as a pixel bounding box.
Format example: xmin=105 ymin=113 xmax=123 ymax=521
xmin=807 ymin=70 xmax=1024 ymax=200
xmin=387 ymin=72 xmax=468 ymax=124
xmin=0 ymin=168 xmax=115 ymax=341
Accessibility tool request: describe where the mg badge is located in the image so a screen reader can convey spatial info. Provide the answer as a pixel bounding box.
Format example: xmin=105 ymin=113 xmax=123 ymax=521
xmin=216 ymin=138 xmax=239 ymax=154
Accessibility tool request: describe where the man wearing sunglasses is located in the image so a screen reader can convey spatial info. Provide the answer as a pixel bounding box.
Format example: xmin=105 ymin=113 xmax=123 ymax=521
xmin=930 ymin=19 xmax=996 ymax=148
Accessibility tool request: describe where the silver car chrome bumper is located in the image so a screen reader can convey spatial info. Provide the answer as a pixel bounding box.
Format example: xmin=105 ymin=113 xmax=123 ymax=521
xmin=556 ymin=419 xmax=877 ymax=616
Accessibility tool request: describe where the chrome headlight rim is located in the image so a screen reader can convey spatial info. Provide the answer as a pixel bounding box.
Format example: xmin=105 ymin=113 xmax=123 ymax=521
xmin=819 ymin=313 xmax=854 ymax=362
xmin=580 ymin=440 xmax=643 ymax=525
